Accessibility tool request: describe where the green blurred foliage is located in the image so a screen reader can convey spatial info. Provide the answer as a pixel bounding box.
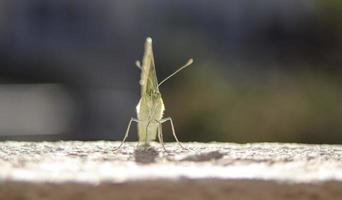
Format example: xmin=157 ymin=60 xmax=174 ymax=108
xmin=319 ymin=0 xmax=342 ymax=23
xmin=164 ymin=65 xmax=342 ymax=144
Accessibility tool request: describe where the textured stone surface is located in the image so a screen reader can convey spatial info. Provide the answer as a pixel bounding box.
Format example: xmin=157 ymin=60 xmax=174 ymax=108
xmin=0 ymin=141 xmax=342 ymax=199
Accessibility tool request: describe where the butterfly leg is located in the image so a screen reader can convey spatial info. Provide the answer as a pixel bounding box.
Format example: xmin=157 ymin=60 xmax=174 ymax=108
xmin=136 ymin=121 xmax=152 ymax=149
xmin=145 ymin=121 xmax=151 ymax=145
xmin=157 ymin=122 xmax=167 ymax=151
xmin=160 ymin=117 xmax=186 ymax=149
xmin=114 ymin=117 xmax=139 ymax=151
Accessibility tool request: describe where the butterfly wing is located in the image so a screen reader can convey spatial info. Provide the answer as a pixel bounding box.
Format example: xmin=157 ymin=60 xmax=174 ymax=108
xmin=140 ymin=37 xmax=159 ymax=96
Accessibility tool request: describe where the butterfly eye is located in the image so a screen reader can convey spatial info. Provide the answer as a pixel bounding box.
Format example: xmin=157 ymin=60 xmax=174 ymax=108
xmin=151 ymin=90 xmax=160 ymax=97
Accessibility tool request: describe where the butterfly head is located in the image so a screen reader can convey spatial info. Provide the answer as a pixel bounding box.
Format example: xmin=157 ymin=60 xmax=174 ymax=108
xmin=150 ymin=89 xmax=161 ymax=99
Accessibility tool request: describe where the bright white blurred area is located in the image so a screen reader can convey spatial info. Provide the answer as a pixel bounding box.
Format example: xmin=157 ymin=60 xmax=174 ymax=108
xmin=0 ymin=84 xmax=74 ymax=136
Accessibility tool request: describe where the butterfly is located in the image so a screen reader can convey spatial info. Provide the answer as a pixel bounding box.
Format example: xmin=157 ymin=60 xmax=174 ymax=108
xmin=115 ymin=37 xmax=193 ymax=151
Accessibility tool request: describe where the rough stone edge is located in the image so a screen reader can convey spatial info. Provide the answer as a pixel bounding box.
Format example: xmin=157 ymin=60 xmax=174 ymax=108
xmin=1 ymin=178 xmax=342 ymax=200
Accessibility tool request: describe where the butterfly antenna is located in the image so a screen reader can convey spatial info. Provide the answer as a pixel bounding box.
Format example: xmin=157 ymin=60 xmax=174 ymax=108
xmin=158 ymin=58 xmax=193 ymax=87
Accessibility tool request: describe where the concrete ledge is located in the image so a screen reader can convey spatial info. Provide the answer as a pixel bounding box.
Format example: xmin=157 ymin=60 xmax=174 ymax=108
xmin=0 ymin=141 xmax=342 ymax=199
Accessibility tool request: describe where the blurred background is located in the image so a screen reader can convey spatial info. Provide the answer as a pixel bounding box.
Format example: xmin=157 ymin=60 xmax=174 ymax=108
xmin=0 ymin=0 xmax=341 ymax=143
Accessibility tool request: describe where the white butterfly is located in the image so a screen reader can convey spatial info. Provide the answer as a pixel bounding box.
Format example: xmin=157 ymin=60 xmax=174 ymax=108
xmin=115 ymin=37 xmax=193 ymax=150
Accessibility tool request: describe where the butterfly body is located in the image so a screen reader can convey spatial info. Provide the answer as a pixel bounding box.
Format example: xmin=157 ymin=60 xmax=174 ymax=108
xmin=136 ymin=37 xmax=165 ymax=145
